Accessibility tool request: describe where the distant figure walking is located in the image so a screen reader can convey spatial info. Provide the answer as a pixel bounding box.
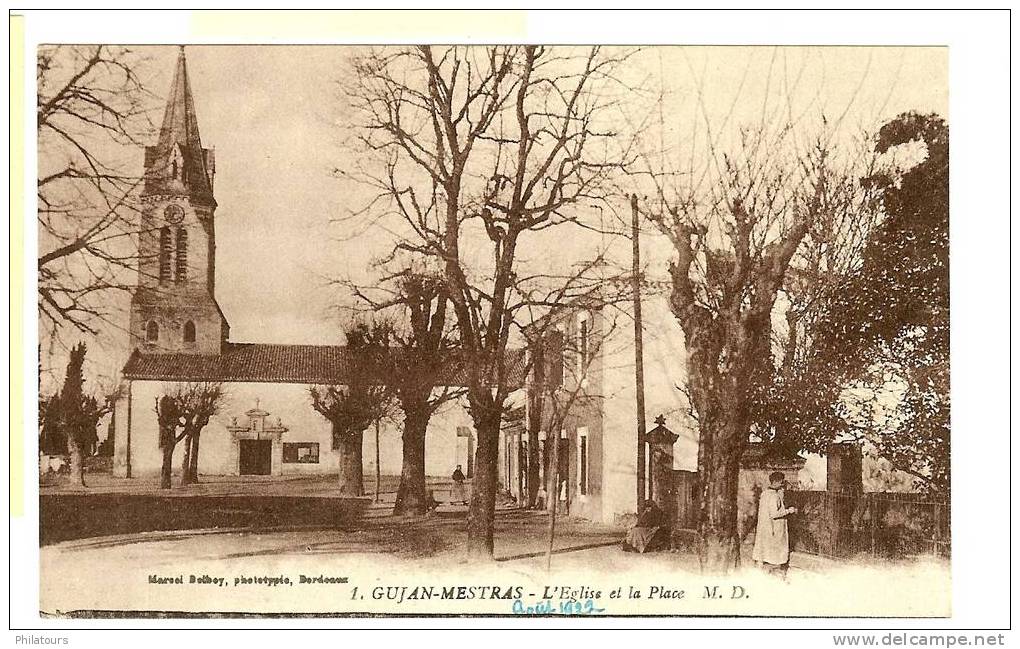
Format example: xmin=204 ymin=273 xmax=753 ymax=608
xmin=752 ymin=471 xmax=798 ymax=579
xmin=451 ymin=465 xmax=468 ymax=505
xmin=535 ymin=484 xmax=548 ymax=510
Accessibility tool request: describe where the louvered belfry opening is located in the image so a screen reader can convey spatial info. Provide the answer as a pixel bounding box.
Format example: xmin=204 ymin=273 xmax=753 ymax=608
xmin=158 ymin=226 xmax=172 ymax=282
xmin=175 ymin=227 xmax=188 ymax=282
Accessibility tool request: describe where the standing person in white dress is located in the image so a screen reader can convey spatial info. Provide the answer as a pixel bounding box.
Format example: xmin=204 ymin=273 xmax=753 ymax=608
xmin=752 ymin=471 xmax=798 ymax=579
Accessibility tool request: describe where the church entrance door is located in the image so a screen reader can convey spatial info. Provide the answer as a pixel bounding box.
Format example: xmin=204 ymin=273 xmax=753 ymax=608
xmin=239 ymin=439 xmax=272 ymax=475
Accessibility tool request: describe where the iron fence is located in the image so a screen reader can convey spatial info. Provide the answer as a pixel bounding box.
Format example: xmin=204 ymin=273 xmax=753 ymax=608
xmin=785 ymin=491 xmax=950 ymax=561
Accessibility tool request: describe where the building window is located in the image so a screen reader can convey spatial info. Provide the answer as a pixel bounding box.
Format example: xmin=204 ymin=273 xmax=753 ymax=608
xmin=175 ymin=227 xmax=188 ymax=282
xmin=159 ymin=226 xmax=172 ymax=282
xmin=520 ymin=440 xmax=529 ymax=494
xmin=145 ymin=321 xmax=159 ymax=342
xmin=183 ymin=321 xmax=196 ymax=344
xmin=283 ymin=442 xmax=319 ymax=464
xmin=578 ymin=428 xmax=589 ymax=496
xmin=547 ymin=329 xmax=565 ymax=387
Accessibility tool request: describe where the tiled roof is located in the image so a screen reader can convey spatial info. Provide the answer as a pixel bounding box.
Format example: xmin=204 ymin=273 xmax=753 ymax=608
xmin=123 ymin=342 xmax=527 ymax=389
xmin=500 ymin=406 xmax=527 ymax=435
xmin=741 ymin=441 xmax=807 ymax=469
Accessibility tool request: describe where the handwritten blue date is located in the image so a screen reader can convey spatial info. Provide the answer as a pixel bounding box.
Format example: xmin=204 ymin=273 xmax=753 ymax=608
xmin=512 ymin=599 xmax=606 ymax=615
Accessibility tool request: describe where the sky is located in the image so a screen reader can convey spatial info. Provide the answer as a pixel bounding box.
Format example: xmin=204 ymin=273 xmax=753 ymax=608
xmin=39 ymin=45 xmax=948 ymax=387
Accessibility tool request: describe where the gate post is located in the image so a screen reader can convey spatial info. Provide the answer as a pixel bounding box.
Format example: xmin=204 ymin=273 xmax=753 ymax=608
xmin=827 ymin=442 xmax=863 ymax=494
xmin=645 ymin=415 xmax=679 ymax=525
xmin=827 ymin=442 xmax=863 ymax=556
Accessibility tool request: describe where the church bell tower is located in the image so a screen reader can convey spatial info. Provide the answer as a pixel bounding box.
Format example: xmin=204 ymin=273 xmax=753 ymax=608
xmin=129 ymin=46 xmax=229 ymax=354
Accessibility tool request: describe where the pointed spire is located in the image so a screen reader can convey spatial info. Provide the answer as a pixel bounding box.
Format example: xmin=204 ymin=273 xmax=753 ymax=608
xmin=143 ymin=46 xmax=216 ymax=206
xmin=157 ymin=46 xmax=204 ymax=153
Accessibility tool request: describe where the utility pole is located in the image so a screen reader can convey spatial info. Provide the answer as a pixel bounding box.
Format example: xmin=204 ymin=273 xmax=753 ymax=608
xmin=374 ymin=418 xmax=381 ymax=503
xmin=631 ymin=194 xmax=647 ymax=510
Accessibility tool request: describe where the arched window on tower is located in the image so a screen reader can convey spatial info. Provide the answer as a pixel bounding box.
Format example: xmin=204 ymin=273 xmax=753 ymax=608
xmin=183 ymin=321 xmax=196 ymax=344
xmin=175 ymin=227 xmax=188 ymax=282
xmin=159 ymin=226 xmax=172 ymax=282
xmin=146 ymin=321 xmax=159 ymax=343
xmin=171 ymin=159 xmax=178 ymax=180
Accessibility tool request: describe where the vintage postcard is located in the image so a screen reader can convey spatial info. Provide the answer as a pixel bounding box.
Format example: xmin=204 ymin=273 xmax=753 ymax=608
xmin=22 ymin=15 xmax=975 ymax=625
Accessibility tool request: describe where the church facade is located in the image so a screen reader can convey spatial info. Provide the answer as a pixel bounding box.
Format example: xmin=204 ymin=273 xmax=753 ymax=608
xmin=111 ymin=49 xmax=483 ymax=481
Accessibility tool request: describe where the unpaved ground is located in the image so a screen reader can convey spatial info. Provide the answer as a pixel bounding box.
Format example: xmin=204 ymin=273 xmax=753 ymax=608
xmin=40 ymin=505 xmax=950 ymax=618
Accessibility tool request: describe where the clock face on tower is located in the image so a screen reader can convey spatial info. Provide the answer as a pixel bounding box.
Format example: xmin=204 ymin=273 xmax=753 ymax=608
xmin=164 ymin=204 xmax=185 ymax=225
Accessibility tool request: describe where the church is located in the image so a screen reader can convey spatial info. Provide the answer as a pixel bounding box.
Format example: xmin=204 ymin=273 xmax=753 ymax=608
xmin=111 ymin=48 xmax=489 ymax=481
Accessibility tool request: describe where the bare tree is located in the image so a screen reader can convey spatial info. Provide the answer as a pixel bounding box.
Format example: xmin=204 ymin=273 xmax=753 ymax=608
xmin=634 ymin=96 xmax=882 ymax=570
xmin=344 ymin=45 xmax=635 ymax=558
xmin=348 ymin=269 xmax=465 ymax=515
xmin=154 ymin=382 xmax=225 ymax=489
xmin=522 ymin=304 xmax=619 ymax=569
xmin=310 ymin=320 xmax=396 ymax=497
xmin=37 ymin=45 xmax=155 ymax=337
xmin=177 ymin=384 xmax=225 ymax=487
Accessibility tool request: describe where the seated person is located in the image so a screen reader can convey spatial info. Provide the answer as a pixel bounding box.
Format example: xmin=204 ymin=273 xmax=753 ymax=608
xmin=623 ymin=499 xmax=670 ymax=553
xmin=424 ymin=490 xmax=440 ymax=513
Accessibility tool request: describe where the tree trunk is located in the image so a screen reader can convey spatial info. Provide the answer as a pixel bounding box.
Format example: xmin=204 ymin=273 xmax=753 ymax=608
xmin=526 ymin=349 xmax=544 ymax=509
xmin=466 ymin=410 xmax=501 ymax=558
xmin=694 ymin=398 xmax=748 ymax=574
xmin=179 ymin=434 xmax=193 ymax=486
xmin=188 ymin=432 xmax=201 ymax=483
xmin=527 ymin=426 xmax=540 ymax=509
xmin=356 ymin=431 xmax=365 ymax=496
xmin=160 ymin=444 xmax=174 ymax=490
xmin=67 ymin=438 xmax=86 ymax=488
xmin=337 ymin=430 xmax=365 ymax=497
xmin=544 ymin=428 xmax=562 ymax=513
xmin=394 ymin=406 xmax=429 ymax=516
xmin=545 ymin=418 xmax=561 ymax=570
xmin=699 ymin=445 xmax=742 ymax=573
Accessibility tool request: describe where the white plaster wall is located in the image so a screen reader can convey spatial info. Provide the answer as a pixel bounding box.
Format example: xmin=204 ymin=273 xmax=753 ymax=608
xmin=600 ymin=320 xmax=639 ymax=524
xmin=125 ymin=381 xmax=474 ymax=479
xmin=600 ymin=298 xmax=698 ymax=524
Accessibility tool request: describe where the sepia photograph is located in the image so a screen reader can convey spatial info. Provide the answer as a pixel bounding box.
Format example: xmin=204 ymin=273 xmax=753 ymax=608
xmin=32 ymin=40 xmax=953 ymax=618
xmin=11 ymin=9 xmax=1009 ymax=635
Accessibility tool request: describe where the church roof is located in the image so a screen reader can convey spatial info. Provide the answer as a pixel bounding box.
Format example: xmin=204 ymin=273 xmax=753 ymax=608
xmin=142 ymin=47 xmax=216 ymax=206
xmin=122 ymin=342 xmax=528 ymax=389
